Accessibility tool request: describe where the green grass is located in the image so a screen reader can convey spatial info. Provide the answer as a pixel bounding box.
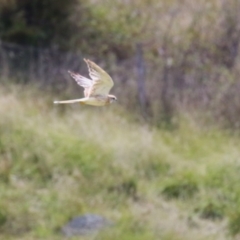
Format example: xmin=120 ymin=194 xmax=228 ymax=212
xmin=1 ymin=84 xmax=240 ymax=239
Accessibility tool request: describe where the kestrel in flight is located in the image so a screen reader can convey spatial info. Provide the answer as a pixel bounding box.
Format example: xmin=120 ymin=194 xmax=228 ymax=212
xmin=54 ymin=59 xmax=117 ymax=106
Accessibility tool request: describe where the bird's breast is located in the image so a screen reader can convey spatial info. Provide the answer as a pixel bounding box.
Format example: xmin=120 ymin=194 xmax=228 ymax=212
xmin=83 ymin=96 xmax=108 ymax=106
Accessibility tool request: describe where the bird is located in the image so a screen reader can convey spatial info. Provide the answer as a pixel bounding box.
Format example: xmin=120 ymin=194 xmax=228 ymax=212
xmin=54 ymin=58 xmax=117 ymax=106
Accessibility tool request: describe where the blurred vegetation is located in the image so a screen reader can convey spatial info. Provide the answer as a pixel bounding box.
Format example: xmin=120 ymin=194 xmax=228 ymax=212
xmin=0 ymin=0 xmax=78 ymax=48
xmin=1 ymin=84 xmax=240 ymax=239
xmin=0 ymin=0 xmax=140 ymax=58
xmin=1 ymin=0 xmax=240 ymax=238
xmin=1 ymin=0 xmax=239 ymax=59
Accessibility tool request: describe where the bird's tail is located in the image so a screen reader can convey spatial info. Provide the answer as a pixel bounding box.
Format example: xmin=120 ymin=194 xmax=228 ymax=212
xmin=53 ymin=98 xmax=84 ymax=104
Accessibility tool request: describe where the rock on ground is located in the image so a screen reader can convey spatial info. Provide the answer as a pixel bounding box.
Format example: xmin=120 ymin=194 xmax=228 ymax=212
xmin=62 ymin=213 xmax=112 ymax=237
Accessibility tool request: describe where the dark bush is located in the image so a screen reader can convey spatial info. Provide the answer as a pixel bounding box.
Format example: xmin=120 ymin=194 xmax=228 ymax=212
xmin=162 ymin=181 xmax=198 ymax=200
xmin=195 ymin=202 xmax=224 ymax=220
xmin=0 ymin=0 xmax=78 ymax=49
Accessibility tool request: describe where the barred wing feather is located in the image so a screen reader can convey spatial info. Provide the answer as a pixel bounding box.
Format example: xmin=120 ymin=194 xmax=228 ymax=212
xmin=68 ymin=71 xmax=93 ymax=97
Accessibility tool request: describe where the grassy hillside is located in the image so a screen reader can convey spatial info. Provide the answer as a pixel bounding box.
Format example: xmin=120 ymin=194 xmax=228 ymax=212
xmin=1 ymin=84 xmax=240 ymax=239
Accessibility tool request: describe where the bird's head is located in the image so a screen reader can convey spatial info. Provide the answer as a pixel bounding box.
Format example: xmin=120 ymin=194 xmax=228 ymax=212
xmin=108 ymin=95 xmax=117 ymax=104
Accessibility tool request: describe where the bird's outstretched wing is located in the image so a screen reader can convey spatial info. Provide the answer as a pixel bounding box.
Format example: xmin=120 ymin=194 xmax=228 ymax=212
xmin=84 ymin=59 xmax=114 ymax=97
xmin=68 ymin=71 xmax=93 ymax=97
